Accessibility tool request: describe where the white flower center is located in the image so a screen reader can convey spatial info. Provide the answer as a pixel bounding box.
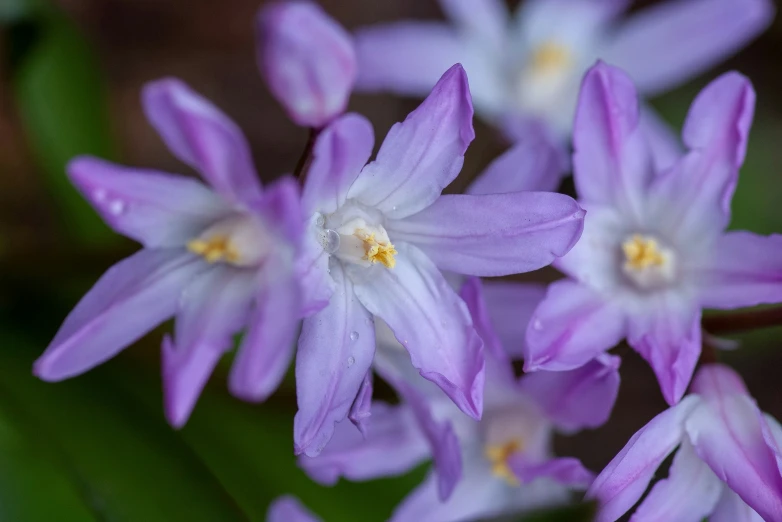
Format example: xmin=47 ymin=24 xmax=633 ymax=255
xmin=316 ymin=202 xmax=398 ymax=269
xmin=187 ymin=214 xmax=269 ymax=267
xmin=484 ymin=437 xmax=524 ymax=486
xmin=515 ymin=41 xmax=575 ymax=119
xmin=620 ymin=234 xmax=677 ymax=290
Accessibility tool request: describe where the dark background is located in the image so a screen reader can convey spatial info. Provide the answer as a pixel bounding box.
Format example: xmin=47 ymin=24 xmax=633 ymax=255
xmin=0 ymin=0 xmax=780 ymax=520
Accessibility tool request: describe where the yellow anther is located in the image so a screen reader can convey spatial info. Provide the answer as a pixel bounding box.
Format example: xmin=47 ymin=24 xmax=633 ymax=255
xmin=485 ymin=439 xmax=523 ymax=486
xmin=187 ymin=237 xmax=240 ymax=264
xmin=529 ymin=42 xmax=571 ymax=74
xmin=622 ymin=234 xmax=666 ymax=271
xmin=359 ymin=232 xmax=397 ymax=269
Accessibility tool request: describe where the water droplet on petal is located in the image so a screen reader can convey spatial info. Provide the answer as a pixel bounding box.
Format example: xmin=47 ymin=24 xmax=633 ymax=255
xmin=532 ymin=319 xmax=543 ymax=331
xmin=364 ymin=318 xmax=373 ymax=326
xmin=315 ymin=214 xmax=325 ymax=227
xmin=349 ymin=331 xmax=359 ymax=341
xmin=320 ymin=229 xmax=341 ymax=254
xmin=108 ymin=200 xmax=125 ymax=215
xmin=347 ymin=356 xmax=355 ymax=367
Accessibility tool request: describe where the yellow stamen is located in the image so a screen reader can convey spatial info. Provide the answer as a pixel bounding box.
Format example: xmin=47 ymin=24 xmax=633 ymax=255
xmin=187 ymin=236 xmax=240 ymax=264
xmin=622 ymin=234 xmax=666 ymax=271
xmin=529 ymin=42 xmax=571 ymax=74
xmin=359 ymin=232 xmax=397 ymax=269
xmin=485 ymin=439 xmax=524 ymax=486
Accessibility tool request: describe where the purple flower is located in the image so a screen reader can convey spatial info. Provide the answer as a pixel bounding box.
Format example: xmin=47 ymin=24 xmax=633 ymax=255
xmin=293 ymin=64 xmax=585 ymax=457
xmin=588 ymin=363 xmax=782 ymax=522
xmin=257 ymin=1 xmax=356 ymax=128
xmin=267 ymin=496 xmax=320 ymax=522
xmin=354 ymin=0 xmax=773 ymax=139
xmin=300 ymin=277 xmax=619 ymax=522
xmin=33 ymin=79 xmax=303 ymax=428
xmin=523 ymin=62 xmax=782 ymax=405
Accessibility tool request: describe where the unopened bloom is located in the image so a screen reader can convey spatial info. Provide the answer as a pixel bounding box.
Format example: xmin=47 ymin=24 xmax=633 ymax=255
xmin=293 ymin=64 xmax=585 ymax=457
xmin=258 ymin=1 xmax=356 ymax=128
xmin=301 ymin=278 xmax=619 ymax=522
xmin=589 ymin=364 xmax=782 ymax=522
xmin=354 ymin=0 xmax=773 ymax=139
xmin=524 ymin=62 xmax=782 ymax=405
xmin=34 ymin=79 xmax=302 ymax=428
xmin=267 ymin=496 xmax=320 ymax=522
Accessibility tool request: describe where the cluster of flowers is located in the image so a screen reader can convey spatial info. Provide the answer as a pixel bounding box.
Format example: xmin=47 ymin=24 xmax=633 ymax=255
xmin=34 ymin=0 xmax=782 ymax=520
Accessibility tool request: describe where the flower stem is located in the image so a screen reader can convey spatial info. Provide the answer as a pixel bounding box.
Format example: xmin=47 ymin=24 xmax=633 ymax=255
xmin=702 ymin=306 xmax=782 ymax=335
xmin=294 ymin=127 xmax=319 ymax=184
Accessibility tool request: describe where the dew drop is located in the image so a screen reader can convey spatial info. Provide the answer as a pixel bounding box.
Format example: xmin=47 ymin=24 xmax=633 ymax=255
xmin=315 ymin=214 xmax=325 ymax=227
xmin=347 ymin=356 xmax=355 ymax=367
xmin=364 ymin=318 xmax=373 ymax=326
xmin=320 ymin=228 xmax=341 ymax=254
xmin=108 ymin=200 xmax=125 ymax=215
xmin=349 ymin=331 xmax=359 ymax=341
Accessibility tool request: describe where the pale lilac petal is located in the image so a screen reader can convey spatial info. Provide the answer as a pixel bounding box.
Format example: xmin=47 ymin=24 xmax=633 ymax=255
xmin=648 ymin=73 xmax=755 ymax=242
xmin=297 ymin=214 xmax=335 ymax=316
xmin=586 ymin=395 xmax=702 ymax=522
xmin=695 ymin=231 xmax=782 ymax=309
xmin=142 ymin=79 xmax=262 ymax=203
xmin=257 ymin=1 xmax=355 ymax=128
xmin=631 ymin=439 xmax=723 ymax=522
xmin=67 ymin=157 xmax=229 ymax=248
xmin=509 ymin=456 xmax=595 ymax=489
xmin=602 ymin=0 xmax=774 ymax=95
xmin=761 ymin=413 xmax=782 ymax=478
xmin=294 ymin=260 xmax=376 ymax=457
xmin=388 ymin=192 xmax=584 ymax=277
xmin=467 ymin=126 xmax=566 ymax=195
xmin=164 ymin=267 xmax=256 ymax=427
xmin=481 ymin=280 xmax=546 ymax=359
xmin=628 ymin=299 xmax=701 ymax=405
xmin=34 ymin=249 xmax=204 ymax=381
xmin=516 ymin=0 xmax=628 ymax=47
xmin=437 ymin=0 xmax=508 ymax=48
xmin=685 ymin=370 xmax=782 ymax=521
xmin=348 ymin=65 xmax=474 ymax=219
xmin=639 ymin=107 xmax=682 ymax=172
xmin=299 ymin=402 xmax=429 ymax=484
xmin=354 ymin=22 xmax=464 ymax=97
xmin=520 ymin=354 xmax=621 ymax=432
xmin=458 ymin=277 xmax=507 ymax=366
xmin=711 ymin=489 xmax=765 ymax=522
xmin=393 ymin=376 xmax=462 ymax=500
xmin=573 ymin=62 xmax=653 ymax=220
xmin=348 ymin=371 xmax=373 ymax=436
xmin=690 ymin=363 xmax=749 ymax=400
xmin=524 ymin=280 xmax=626 ymax=372
xmin=301 ymin=113 xmax=374 ymax=216
xmin=227 ymin=258 xmax=300 ymax=402
xmin=267 ymin=496 xmax=321 ymax=522
xmin=251 ymin=176 xmax=303 ymax=249
xmin=351 ymin=243 xmax=484 ymax=420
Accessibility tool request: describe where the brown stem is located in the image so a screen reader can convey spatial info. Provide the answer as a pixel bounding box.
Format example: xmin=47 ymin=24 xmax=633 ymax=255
xmin=293 ymin=127 xmax=319 ymax=184
xmin=702 ymin=306 xmax=782 ymax=335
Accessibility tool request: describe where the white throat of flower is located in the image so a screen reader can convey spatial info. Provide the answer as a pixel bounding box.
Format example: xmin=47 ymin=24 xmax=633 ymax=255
xmin=485 ymin=437 xmax=524 ymax=486
xmin=621 ymin=234 xmax=677 ymax=290
xmin=187 ymin=214 xmax=269 ymax=267
xmin=515 ymin=40 xmax=575 ymax=116
xmin=316 ymin=204 xmax=398 ymax=269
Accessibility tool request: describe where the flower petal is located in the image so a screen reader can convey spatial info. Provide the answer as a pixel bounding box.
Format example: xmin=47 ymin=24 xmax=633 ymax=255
xmin=297 ymin=214 xmax=336 ymax=316
xmin=227 ymin=258 xmax=300 ymax=402
xmin=647 ymin=72 xmax=755 ymax=243
xmin=142 ymin=78 xmax=262 ymax=203
xmin=586 ymin=395 xmax=702 ymax=522
xmin=293 ymin=260 xmax=376 ymax=457
xmin=639 ymin=106 xmax=682 ymax=172
xmin=438 ymin=0 xmax=508 ymax=48
xmin=348 ymin=371 xmax=373 ymax=436
xmin=348 ymin=64 xmax=475 ymax=219
xmin=257 ymin=1 xmax=356 ymax=128
xmin=351 ymin=243 xmax=484 ymax=420
xmin=524 ymin=280 xmax=626 ymax=372
xmin=628 ymin=298 xmax=701 ymax=405
xmin=299 ymin=402 xmax=429 ymax=484
xmin=573 ymin=62 xmax=653 ymax=220
xmin=711 ymin=488 xmax=765 ymax=522
xmin=685 ymin=368 xmax=782 ymax=521
xmin=601 ymin=0 xmax=774 ymax=96
xmin=34 ymin=249 xmax=203 ymax=381
xmin=630 ymin=439 xmax=723 ymax=522
xmin=467 ymin=126 xmax=566 ymax=195
xmin=480 ymin=280 xmax=546 ymax=359
xmin=354 ymin=22 xmax=465 ymax=97
xmin=761 ymin=413 xmax=782 ymax=479
xmin=267 ymin=496 xmax=321 ymax=522
xmin=67 ymin=157 xmax=230 ymax=248
xmin=509 ymin=455 xmax=595 ymax=489
xmin=250 ymin=176 xmax=303 ymax=250
xmin=388 ymin=192 xmax=584 ymax=277
xmin=520 ymin=354 xmax=621 ymax=432
xmin=694 ymin=231 xmax=782 ymax=310
xmin=301 ymin=113 xmax=374 ymax=216
xmin=163 ymin=267 xmax=256 ymax=427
